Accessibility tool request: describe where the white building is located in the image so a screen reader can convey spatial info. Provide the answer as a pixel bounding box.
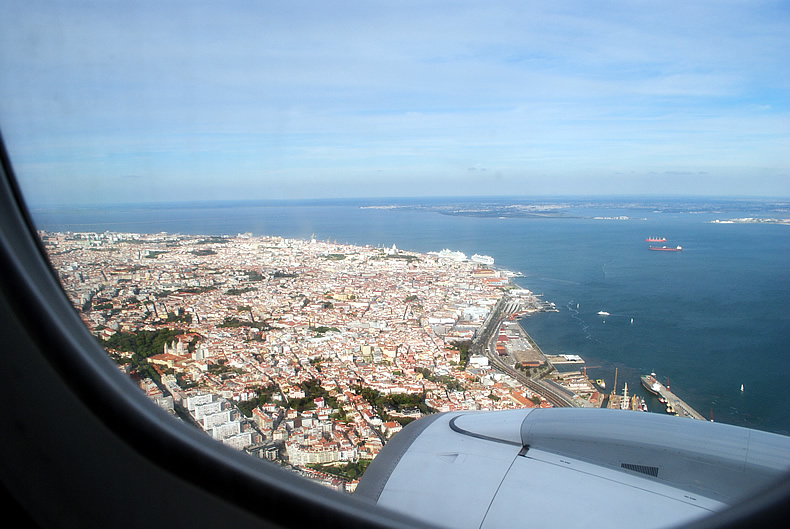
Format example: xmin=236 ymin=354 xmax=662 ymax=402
xmin=153 ymin=394 xmax=174 ymax=412
xmin=211 ymin=421 xmax=241 ymax=441
xmin=193 ymin=400 xmax=222 ymax=421
xmin=203 ymin=409 xmax=231 ymax=430
xmin=286 ymin=441 xmax=340 ymax=466
xmin=468 ymin=354 xmax=490 ymax=368
xmin=186 ymin=393 xmax=213 ymax=411
xmin=222 ymin=432 xmax=253 ymax=450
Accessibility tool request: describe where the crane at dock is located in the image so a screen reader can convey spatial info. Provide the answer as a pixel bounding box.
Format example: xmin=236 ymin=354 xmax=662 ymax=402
xmin=612 ymin=367 xmax=618 ymax=396
xmin=581 ymin=365 xmax=601 ymax=376
xmin=582 ymin=366 xmax=604 ymax=389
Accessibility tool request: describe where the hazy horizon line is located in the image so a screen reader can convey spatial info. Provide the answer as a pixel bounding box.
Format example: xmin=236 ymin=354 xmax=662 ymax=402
xmin=25 ymin=193 xmax=790 ymax=210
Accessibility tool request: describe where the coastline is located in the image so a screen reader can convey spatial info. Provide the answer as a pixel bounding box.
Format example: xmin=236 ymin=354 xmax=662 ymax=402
xmin=507 ymin=279 xmax=707 ymax=419
xmin=28 ymin=198 xmax=790 ymax=434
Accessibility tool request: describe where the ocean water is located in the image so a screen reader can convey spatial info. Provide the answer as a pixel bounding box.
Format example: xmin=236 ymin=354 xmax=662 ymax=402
xmin=30 ymin=197 xmax=790 ymax=435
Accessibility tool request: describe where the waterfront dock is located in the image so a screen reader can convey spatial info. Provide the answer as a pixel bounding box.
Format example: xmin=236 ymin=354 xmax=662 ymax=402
xmin=644 ymin=376 xmax=706 ymax=421
xmin=473 ymin=295 xmax=579 ymax=408
xmin=472 ymin=293 xmax=618 ymax=409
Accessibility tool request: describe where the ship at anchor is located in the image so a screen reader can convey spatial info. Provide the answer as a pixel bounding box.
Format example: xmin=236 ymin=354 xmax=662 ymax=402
xmin=649 ymin=245 xmax=682 ymax=252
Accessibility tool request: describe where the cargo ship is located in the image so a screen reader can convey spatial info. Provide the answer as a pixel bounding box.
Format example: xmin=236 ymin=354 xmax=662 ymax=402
xmin=649 ymin=245 xmax=682 ymax=252
xmin=646 ymin=237 xmax=667 ymax=242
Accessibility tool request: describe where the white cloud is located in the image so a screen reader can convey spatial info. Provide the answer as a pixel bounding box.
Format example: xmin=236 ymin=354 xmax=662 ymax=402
xmin=1 ymin=0 xmax=788 ymax=203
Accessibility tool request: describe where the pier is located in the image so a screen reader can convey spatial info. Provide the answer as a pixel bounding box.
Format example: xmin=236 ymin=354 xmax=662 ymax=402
xmin=643 ymin=375 xmax=706 ymax=421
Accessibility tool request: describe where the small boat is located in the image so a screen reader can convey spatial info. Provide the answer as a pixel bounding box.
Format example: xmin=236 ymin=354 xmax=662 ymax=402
xmin=597 ymin=311 xmax=610 ymax=316
xmin=741 ymin=384 xmax=744 ymax=392
xmin=646 ymin=237 xmax=667 ymax=242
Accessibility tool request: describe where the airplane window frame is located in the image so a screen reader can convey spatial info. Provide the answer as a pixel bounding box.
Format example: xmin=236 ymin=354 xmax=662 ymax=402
xmin=1 ymin=137 xmax=789 ymax=527
xmin=0 ymin=129 xmax=790 ymax=528
xmin=0 ymin=3 xmax=787 ymax=527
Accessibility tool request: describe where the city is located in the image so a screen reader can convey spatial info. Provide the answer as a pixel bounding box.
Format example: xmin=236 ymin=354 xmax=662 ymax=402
xmin=45 ymin=230 xmax=615 ymax=490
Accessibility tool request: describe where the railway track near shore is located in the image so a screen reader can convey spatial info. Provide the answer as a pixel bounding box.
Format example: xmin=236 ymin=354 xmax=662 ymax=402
xmin=471 ymin=295 xmax=578 ymax=408
xmin=486 ymin=340 xmax=577 ymax=408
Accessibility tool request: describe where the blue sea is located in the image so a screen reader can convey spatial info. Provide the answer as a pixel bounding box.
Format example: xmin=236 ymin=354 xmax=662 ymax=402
xmin=30 ymin=197 xmax=790 ymax=435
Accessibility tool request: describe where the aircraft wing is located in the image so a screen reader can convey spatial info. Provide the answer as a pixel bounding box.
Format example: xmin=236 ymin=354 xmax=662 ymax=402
xmin=356 ymin=408 xmax=790 ymax=529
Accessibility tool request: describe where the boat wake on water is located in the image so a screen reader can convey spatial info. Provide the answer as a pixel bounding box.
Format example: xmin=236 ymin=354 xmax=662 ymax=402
xmin=567 ymin=300 xmax=595 ymax=342
xmin=536 ymin=276 xmax=583 ymax=286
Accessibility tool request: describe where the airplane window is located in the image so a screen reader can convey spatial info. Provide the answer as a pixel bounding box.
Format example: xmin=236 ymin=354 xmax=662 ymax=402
xmin=1 ymin=2 xmax=788 ymax=528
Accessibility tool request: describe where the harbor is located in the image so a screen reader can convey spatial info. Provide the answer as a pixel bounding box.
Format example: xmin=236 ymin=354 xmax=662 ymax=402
xmin=641 ymin=374 xmax=706 ymax=421
xmin=472 ymin=293 xmax=712 ymax=418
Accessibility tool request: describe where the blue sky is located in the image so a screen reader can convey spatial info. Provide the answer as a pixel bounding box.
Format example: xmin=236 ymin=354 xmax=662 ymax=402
xmin=1 ymin=0 xmax=788 ymax=205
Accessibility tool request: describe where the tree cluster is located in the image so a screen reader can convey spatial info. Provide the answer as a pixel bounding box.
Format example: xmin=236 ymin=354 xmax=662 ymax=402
xmin=415 ymin=368 xmax=463 ymax=392
xmin=178 ymin=286 xmax=216 ymax=294
xmin=353 ymin=386 xmax=429 ymax=424
xmin=217 ymin=316 xmax=254 ymax=328
xmin=245 ymin=270 xmax=266 ymax=282
xmin=102 ymin=327 xmax=181 ymax=359
xmin=235 ymin=384 xmax=278 ymax=417
xmin=307 ymin=459 xmax=372 ymax=481
xmin=451 ymin=340 xmax=473 ymax=368
xmin=166 ymin=308 xmax=192 ymax=324
xmin=288 ymin=378 xmax=339 ymax=413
